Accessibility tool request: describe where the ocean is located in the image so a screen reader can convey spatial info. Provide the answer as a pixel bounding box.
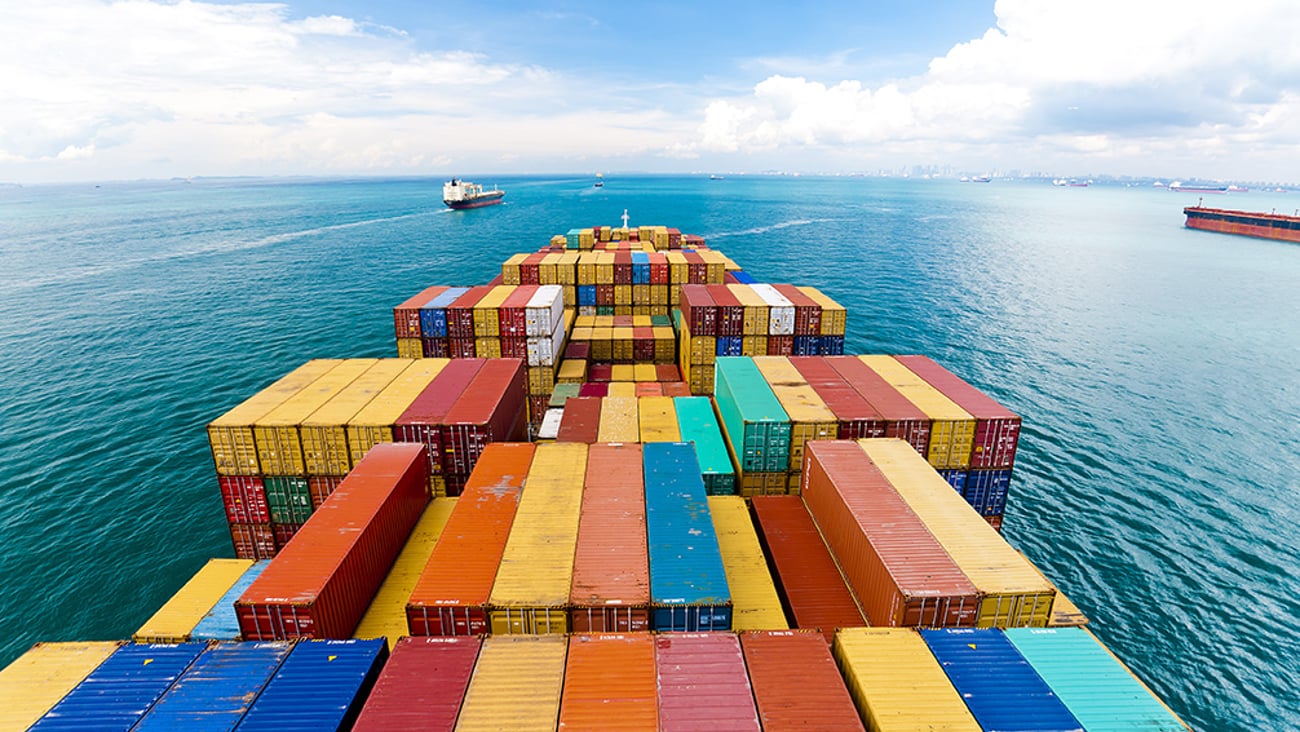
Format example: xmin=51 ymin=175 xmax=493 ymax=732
xmin=0 ymin=174 xmax=1296 ymax=729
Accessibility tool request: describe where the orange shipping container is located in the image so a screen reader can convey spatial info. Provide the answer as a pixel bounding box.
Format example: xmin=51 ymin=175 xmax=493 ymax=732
xmin=740 ymin=630 xmax=865 ymax=731
xmin=405 ymin=443 xmax=534 ymax=636
xmin=569 ymin=444 xmax=650 ymax=632
xmin=559 ymin=634 xmax=659 ymax=730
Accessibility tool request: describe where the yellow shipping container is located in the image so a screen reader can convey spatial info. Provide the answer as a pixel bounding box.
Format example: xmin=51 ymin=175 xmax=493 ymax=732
xmin=632 ymin=315 xmax=651 ymax=327
xmin=477 ymin=337 xmax=503 ymax=359
xmin=700 ymin=250 xmax=727 ymax=283
xmin=739 ymin=471 xmax=788 ymax=497
xmin=562 ymin=286 xmax=576 ymax=308
xmin=833 ymin=628 xmax=980 ymax=731
xmin=502 ymin=253 xmax=528 ymax=285
xmin=354 ymin=498 xmax=457 ymax=648
xmin=527 ymin=364 xmax=556 ymax=395
xmin=573 ymin=316 xmax=596 ymax=330
xmin=346 ymin=359 xmax=449 ymax=465
xmin=741 ymin=336 xmax=768 ymax=357
xmin=301 ymin=359 xmax=409 ymax=476
xmin=557 ymin=252 xmax=580 ymax=285
xmin=615 ymin=306 xmax=633 ymax=317
xmin=611 ymin=365 xmax=636 ymax=382
xmin=753 ymin=356 xmax=838 ymax=474
xmin=578 ymin=252 xmax=599 ymax=285
xmin=709 ymin=496 xmax=788 ymax=631
xmin=395 ymin=337 xmax=423 ymax=359
xmin=208 ymin=360 xmax=340 ymax=477
xmin=689 ymin=365 xmax=715 ymax=397
xmin=455 ymin=635 xmax=567 ymax=732
xmin=607 ymin=382 xmax=637 ymax=398
xmin=728 ymin=284 xmax=769 ymax=336
xmin=557 ymin=359 xmax=587 ymax=384
xmin=489 ymin=443 xmax=587 ymax=634
xmin=538 ymin=253 xmax=561 ymax=285
xmin=633 ymin=363 xmax=658 ymax=382
xmin=596 ymin=253 xmax=615 ymax=285
xmin=857 ymin=439 xmax=1055 ymax=627
xmin=0 ymin=641 xmax=123 ymax=731
xmin=132 ymin=559 xmax=253 ymax=643
xmin=859 ymin=355 xmax=976 ymax=469
xmin=797 ymin=286 xmax=847 ymax=335
xmin=638 ymin=396 xmax=680 ymax=442
xmin=654 ymin=330 xmax=676 ymax=363
xmin=254 ymin=359 xmax=376 ymax=476
xmin=614 ymin=284 xmax=633 ymax=306
xmin=665 ymin=251 xmax=689 ymax=284
xmin=472 ymin=285 xmax=512 ymax=338
xmin=597 ymin=396 xmax=639 ymax=441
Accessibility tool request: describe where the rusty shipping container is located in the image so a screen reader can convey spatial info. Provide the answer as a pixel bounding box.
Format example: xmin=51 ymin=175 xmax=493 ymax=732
xmin=569 ymin=443 xmax=651 ymax=632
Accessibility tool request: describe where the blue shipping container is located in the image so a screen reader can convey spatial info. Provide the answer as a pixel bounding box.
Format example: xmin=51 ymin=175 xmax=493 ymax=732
xmin=632 ymin=252 xmax=650 ymax=284
xmin=964 ymin=469 xmax=1011 ymax=516
xmin=732 ymin=271 xmax=757 ymax=284
xmin=134 ymin=641 xmax=292 ymax=730
xmin=818 ymin=335 xmax=845 ymax=355
xmin=792 ymin=335 xmax=818 ymax=356
xmin=938 ymin=469 xmax=968 ymax=495
xmin=419 ymin=287 xmax=469 ymax=338
xmin=1005 ymin=628 xmax=1188 ymax=731
xmin=235 ymin=638 xmax=387 ymax=732
xmin=717 ymin=337 xmax=744 ymax=357
xmin=577 ymin=285 xmax=597 ymax=306
xmin=30 ymin=642 xmax=208 ymax=731
xmin=643 ymin=442 xmax=732 ymax=631
xmin=191 ymin=561 xmax=270 ymax=641
xmin=921 ymin=628 xmax=1083 ymax=732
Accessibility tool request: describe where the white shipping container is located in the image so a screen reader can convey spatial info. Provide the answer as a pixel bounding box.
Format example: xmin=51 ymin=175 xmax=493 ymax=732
xmin=526 ymin=285 xmax=565 ymax=337
xmin=751 ymin=283 xmax=795 ymax=336
xmin=537 ymin=409 xmax=564 ymax=439
xmin=527 ymin=320 xmax=567 ymax=367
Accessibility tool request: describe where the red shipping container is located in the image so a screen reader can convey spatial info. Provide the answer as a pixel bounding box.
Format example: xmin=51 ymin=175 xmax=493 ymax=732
xmin=485 ymin=274 xmax=504 ymax=286
xmin=220 ymin=475 xmax=270 ymax=524
xmin=683 ymin=251 xmax=708 ymax=283
xmin=307 ymin=476 xmax=344 ymax=509
xmin=588 ymin=363 xmax=613 ymax=382
xmin=680 ymin=285 xmax=717 ymax=336
xmin=446 ymin=285 xmax=492 ymax=339
xmin=723 ymin=272 xmax=739 ymax=284
xmin=634 ymin=382 xmax=663 ymax=397
xmin=894 ymin=354 xmax=1022 ymax=469
xmin=570 ymin=444 xmax=650 ymax=632
xmin=740 ymin=630 xmax=864 ymax=731
xmin=272 ymin=521 xmax=303 ymax=547
xmin=527 ymin=394 xmax=549 ymax=425
xmin=448 ymin=338 xmax=477 ymax=359
xmin=750 ymin=496 xmax=865 ymax=642
xmin=649 ymin=253 xmax=670 ymax=284
xmin=579 ymin=382 xmax=609 ymax=397
xmin=986 ymin=514 xmax=1004 ymax=532
xmin=801 ymin=441 xmax=978 ymax=627
xmin=557 ymin=397 xmax=602 ymax=443
xmin=500 ymin=336 xmax=528 ymax=359
xmin=710 ymin=285 xmax=745 ymax=336
xmin=655 ymin=633 xmax=759 ymax=732
xmin=229 ymin=522 xmax=277 ymax=560
xmin=440 ymin=359 xmax=527 ymax=482
xmin=790 ymin=357 xmax=887 ymax=439
xmin=406 ymin=443 xmax=533 ymax=635
xmin=353 ymin=636 xmax=482 ymax=732
xmin=394 ymin=285 xmax=447 ymax=339
xmin=667 ymin=228 xmax=682 ymax=248
xmin=394 ymin=359 xmax=486 ymax=477
xmin=498 ymin=285 xmax=537 ymax=338
xmin=612 ymin=315 xmax=633 ymax=327
xmin=236 ymin=442 xmax=430 ymax=639
xmin=655 ymin=364 xmax=681 ymax=382
xmin=633 ymin=327 xmax=656 ymax=361
xmin=613 ymin=252 xmax=633 ymax=284
xmin=565 ymin=341 xmax=591 ymax=360
xmin=826 ymin=356 xmax=931 ymax=453
xmin=662 ymin=382 xmax=692 ymax=397
xmin=766 ymin=335 xmax=793 ymax=356
xmin=772 ymin=284 xmax=823 ymax=336
xmin=421 ymin=337 xmax=449 ymax=358
xmin=520 ymin=252 xmax=546 ymax=285
xmin=596 ymin=284 xmax=615 ymax=306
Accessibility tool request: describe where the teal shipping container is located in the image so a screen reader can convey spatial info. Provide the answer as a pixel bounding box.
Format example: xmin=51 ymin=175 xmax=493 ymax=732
xmin=713 ymin=357 xmax=791 ymax=474
xmin=673 ymin=396 xmax=736 ymax=495
xmin=191 ymin=561 xmax=270 ymax=641
xmin=1005 ymin=628 xmax=1189 ymax=731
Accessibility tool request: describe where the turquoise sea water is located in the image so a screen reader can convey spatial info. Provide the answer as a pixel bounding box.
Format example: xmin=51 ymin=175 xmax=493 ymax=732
xmin=1 ymin=175 xmax=1296 ymax=729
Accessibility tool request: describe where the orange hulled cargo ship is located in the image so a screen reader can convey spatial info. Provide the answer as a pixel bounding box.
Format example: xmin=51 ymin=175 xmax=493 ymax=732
xmin=1183 ymin=205 xmax=1300 ymax=244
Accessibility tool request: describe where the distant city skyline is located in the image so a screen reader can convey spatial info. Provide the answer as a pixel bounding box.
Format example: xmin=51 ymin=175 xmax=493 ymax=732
xmin=4 ymin=1 xmax=1300 ymax=184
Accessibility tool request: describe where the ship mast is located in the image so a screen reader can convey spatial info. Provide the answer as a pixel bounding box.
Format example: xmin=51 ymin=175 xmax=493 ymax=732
xmin=621 ymin=209 xmax=630 ymax=229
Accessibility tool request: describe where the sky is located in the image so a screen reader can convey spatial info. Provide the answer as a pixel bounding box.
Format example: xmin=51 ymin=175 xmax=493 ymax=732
xmin=3 ymin=0 xmax=1300 ymax=183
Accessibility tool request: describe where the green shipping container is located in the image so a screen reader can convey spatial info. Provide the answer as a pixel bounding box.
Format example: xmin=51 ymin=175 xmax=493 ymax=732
xmin=674 ymin=397 xmax=737 ymax=495
xmin=713 ymin=357 xmax=791 ymax=474
xmin=264 ymin=476 xmax=312 ymax=524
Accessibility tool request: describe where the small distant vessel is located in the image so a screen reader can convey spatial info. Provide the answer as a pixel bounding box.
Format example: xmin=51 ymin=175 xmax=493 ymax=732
xmin=710 ymin=174 xmax=725 ymax=180
xmin=1169 ymin=181 xmax=1228 ymax=193
xmin=961 ymin=175 xmax=991 ymax=183
xmin=1053 ymin=179 xmax=1090 ymax=187
xmin=1183 ymin=205 xmax=1300 ymax=243
xmin=594 ymin=173 xmax=604 ymax=188
xmin=442 ymin=179 xmax=505 ymax=209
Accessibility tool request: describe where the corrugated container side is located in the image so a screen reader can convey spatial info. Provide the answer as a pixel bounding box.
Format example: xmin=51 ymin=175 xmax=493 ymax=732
xmin=455 ymin=635 xmax=567 ymax=732
xmin=795 ymin=286 xmax=847 ymax=335
xmin=208 ymin=360 xmax=341 ymax=476
xmin=559 ymin=635 xmax=658 ymax=730
xmin=644 ymin=442 xmax=732 ymax=631
xmin=441 ymin=358 xmax=527 ymax=480
xmin=749 ymin=495 xmax=865 ymax=641
xmin=673 ymin=396 xmax=736 ymax=495
xmin=832 ymin=628 xmax=980 ymax=731
xmin=353 ymin=498 xmax=456 ymax=646
xmin=753 ymin=357 xmax=839 ymax=477
xmin=406 ymin=444 xmax=533 ymax=636
xmin=858 ymin=439 xmax=1054 ymax=628
xmin=859 ymin=355 xmax=976 ymax=470
xmin=597 ymin=395 xmax=639 ymax=442
xmin=393 ymin=358 xmax=486 ymax=477
xmin=920 ymin=628 xmax=1084 ymax=732
xmin=228 ymin=522 xmax=277 ymax=561
xmin=489 ymin=443 xmax=587 ymax=634
xmin=253 ymin=359 xmax=378 ymax=476
xmin=219 ymin=476 xmax=270 ymax=524
xmin=0 ymin=642 xmax=121 ymax=731
xmin=894 ymin=354 xmax=1023 ymax=469
xmin=789 ymin=356 xmax=888 ymax=438
xmin=133 ymin=558 xmax=254 ymax=643
xmin=394 ymin=285 xmax=447 ymax=338
xmin=826 ymin=356 xmax=931 ymax=454
xmin=740 ymin=630 xmax=865 ymax=731
xmin=134 ymin=641 xmax=292 ymax=730
xmin=570 ymin=444 xmax=650 ymax=632
xmin=28 ymin=642 xmax=207 ymax=731
xmin=654 ymin=633 xmax=760 ymax=731
xmin=235 ymin=638 xmax=388 ymax=732
xmin=192 ymin=561 xmax=271 ymax=640
xmin=300 ymin=359 xmax=409 ymax=476
xmin=353 ymin=636 xmax=482 ymax=732
xmin=445 ymin=285 xmax=492 ymax=339
xmin=420 ymin=287 xmax=471 ymax=338
xmin=713 ymin=357 xmax=792 ymax=475
xmin=708 ymin=496 xmax=788 ymax=631
xmin=1005 ymin=627 xmax=1190 ymax=731
xmin=236 ymin=443 xmax=429 ymax=640
xmin=526 ymin=285 xmax=565 ymax=336
xmin=750 ymin=283 xmax=795 ymax=335
xmin=638 ymin=395 xmax=680 ymax=442
xmin=801 ymin=441 xmax=979 ymax=628
xmin=772 ymin=283 xmax=822 ymax=336
xmin=345 ymin=359 xmax=449 ymax=466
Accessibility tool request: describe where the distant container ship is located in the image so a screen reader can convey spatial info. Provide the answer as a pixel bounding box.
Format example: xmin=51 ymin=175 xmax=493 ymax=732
xmin=1183 ymin=205 xmax=1300 ymax=243
xmin=1169 ymin=181 xmax=1228 ymax=193
xmin=442 ymin=179 xmax=505 ymax=209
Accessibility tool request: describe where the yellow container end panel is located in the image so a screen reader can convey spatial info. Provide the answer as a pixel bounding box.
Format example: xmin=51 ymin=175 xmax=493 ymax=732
xmin=740 ymin=336 xmax=768 ymax=357
xmin=477 ymin=338 xmax=503 ymax=359
xmin=728 ymin=284 xmax=769 ymax=335
xmin=345 ymin=359 xmax=448 ymax=466
xmin=858 ymin=355 xmax=975 ymax=469
xmin=597 ymin=397 xmax=639 ymax=442
xmin=473 ymin=286 xmax=513 ymax=337
xmin=354 ymin=498 xmax=457 ymax=648
xmin=738 ymin=471 xmax=789 ymax=497
xmin=132 ymin=559 xmax=253 ymax=643
xmin=528 ymin=365 xmax=557 ymax=395
xmin=610 ymin=365 xmax=636 ymax=383
xmin=833 ymin=628 xmax=981 ymax=731
xmin=488 ymin=443 xmax=587 ymax=634
xmin=0 ymin=641 xmax=123 ymax=731
xmin=502 ymin=253 xmax=528 ymax=284
xmin=771 ymin=383 xmax=838 ymax=472
xmin=857 ymin=439 xmax=1054 ymax=627
xmin=797 ymin=286 xmax=848 ymax=335
xmin=395 ymin=338 xmax=423 ymax=359
xmin=254 ymin=359 xmax=378 ymax=476
xmin=456 ymin=635 xmax=568 ymax=732
xmin=709 ymin=497 xmax=788 ymax=631
xmin=208 ymin=359 xmax=341 ymax=476
xmin=632 ymin=363 xmax=658 ymax=382
xmin=557 ymin=252 xmax=580 ymax=284
xmin=577 ymin=253 xmax=598 ymax=285
xmin=538 ymin=253 xmax=561 ymax=285
xmin=301 ymin=359 xmax=409 ymax=476
xmin=638 ymin=396 xmax=680 ymax=443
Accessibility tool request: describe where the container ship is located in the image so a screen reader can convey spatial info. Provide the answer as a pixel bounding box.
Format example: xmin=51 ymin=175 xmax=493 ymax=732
xmin=1 ymin=223 xmax=1191 ymax=730
xmin=442 ymin=179 xmax=505 ymax=209
xmin=1184 ymin=205 xmax=1300 ymax=244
